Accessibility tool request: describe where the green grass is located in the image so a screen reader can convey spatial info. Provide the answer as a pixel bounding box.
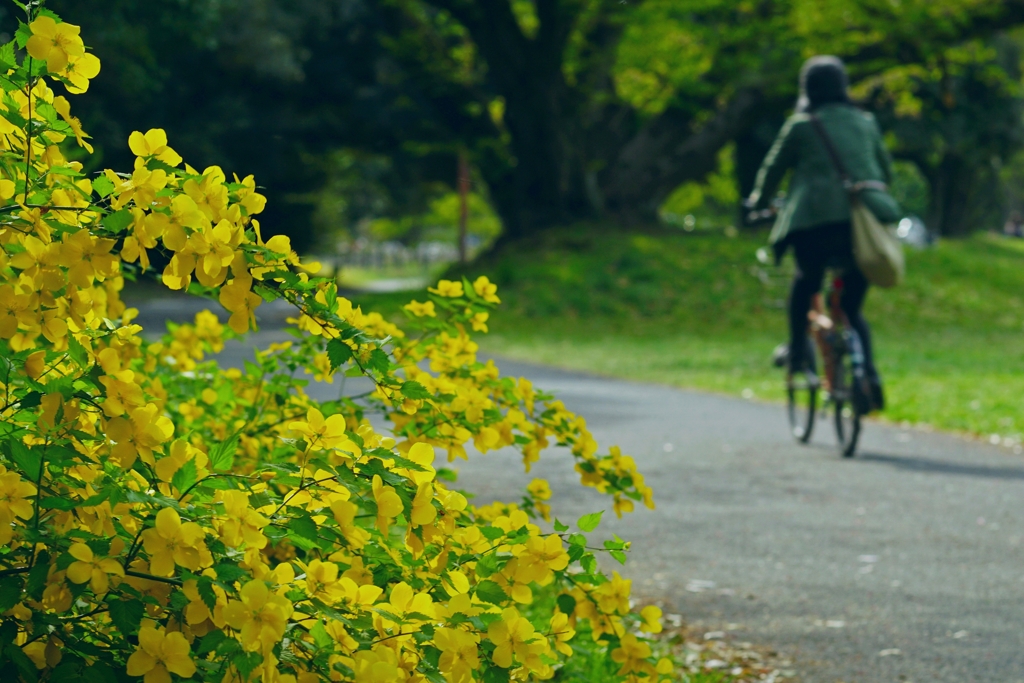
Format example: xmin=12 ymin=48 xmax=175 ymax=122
xmin=350 ymin=224 xmax=1024 ymax=440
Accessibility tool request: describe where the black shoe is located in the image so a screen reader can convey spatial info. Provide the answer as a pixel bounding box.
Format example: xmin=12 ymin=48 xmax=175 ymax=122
xmin=869 ymin=378 xmax=885 ymax=411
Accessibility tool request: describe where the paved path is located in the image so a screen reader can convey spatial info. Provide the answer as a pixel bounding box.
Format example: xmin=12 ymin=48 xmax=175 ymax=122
xmin=189 ymin=320 xmax=1024 ymax=682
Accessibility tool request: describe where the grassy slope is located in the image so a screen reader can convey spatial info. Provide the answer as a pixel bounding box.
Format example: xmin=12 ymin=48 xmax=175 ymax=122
xmin=351 ymin=224 xmax=1024 ymax=440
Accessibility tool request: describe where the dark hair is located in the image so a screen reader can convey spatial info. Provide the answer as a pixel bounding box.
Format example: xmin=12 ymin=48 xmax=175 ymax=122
xmin=796 ymin=56 xmax=850 ymax=113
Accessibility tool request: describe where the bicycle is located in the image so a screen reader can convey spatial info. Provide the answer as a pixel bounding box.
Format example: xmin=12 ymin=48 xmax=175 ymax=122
xmin=786 ymin=273 xmax=871 ymax=457
xmin=746 ymin=206 xmax=871 ymax=458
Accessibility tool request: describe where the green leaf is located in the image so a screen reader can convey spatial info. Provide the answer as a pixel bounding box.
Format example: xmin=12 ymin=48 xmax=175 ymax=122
xmin=0 ymin=41 xmax=15 ymax=71
xmin=14 ymin=23 xmax=31 ymax=49
xmin=553 ymin=518 xmax=568 ymax=532
xmin=92 ymin=175 xmax=114 ymax=198
xmin=5 ymin=439 xmax=40 ymax=481
xmin=107 ymin=599 xmax=144 ymax=635
xmin=482 ymin=664 xmax=511 ymax=683
xmin=479 ymin=526 xmax=504 ymax=541
xmin=85 ymin=662 xmax=118 ymax=683
xmin=435 ymin=468 xmax=458 ymax=482
xmin=475 ymin=553 xmax=499 ymax=578
xmin=232 ymin=651 xmax=263 ymax=679
xmin=577 ymin=510 xmax=604 ymax=532
xmin=66 ymin=334 xmax=89 ymax=367
xmin=366 ymin=348 xmax=390 ymax=375
xmin=171 ymin=458 xmax=198 ymax=493
xmin=610 ymin=549 xmax=628 ymax=565
xmin=4 ymin=642 xmax=37 ymax=683
xmin=288 ymin=515 xmax=319 ymax=543
xmin=0 ymin=576 xmax=23 ymax=612
xmin=101 ymin=209 xmax=133 ymax=233
xmin=197 ymin=576 xmax=218 ymax=610
xmin=209 ymin=434 xmax=238 ymax=472
xmin=400 ymin=381 xmax=432 ymax=400
xmin=474 ymin=580 xmax=507 ymax=605
xmin=310 ymin=621 xmax=333 ymax=650
xmin=25 ymin=552 xmax=49 ymax=600
xmin=556 ymin=593 xmax=576 ymax=615
xmin=39 ymin=497 xmax=77 ymax=511
xmin=213 ymin=563 xmax=248 ymax=583
xmin=326 ymin=339 xmax=353 ymax=370
xmin=145 ymin=157 xmax=179 ymax=174
xmin=197 ymin=629 xmax=228 ymax=655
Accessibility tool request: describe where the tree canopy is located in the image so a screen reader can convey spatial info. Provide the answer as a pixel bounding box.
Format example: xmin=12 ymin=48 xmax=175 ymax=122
xmin=20 ymin=0 xmax=1024 ymax=244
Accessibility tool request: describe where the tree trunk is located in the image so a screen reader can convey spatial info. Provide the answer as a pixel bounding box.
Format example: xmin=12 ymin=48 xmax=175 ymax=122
xmin=429 ymin=0 xmax=763 ymax=240
xmin=925 ymin=154 xmax=1003 ymax=236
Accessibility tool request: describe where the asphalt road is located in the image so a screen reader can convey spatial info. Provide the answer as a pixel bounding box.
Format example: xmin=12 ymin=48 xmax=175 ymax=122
xmin=143 ymin=303 xmax=1024 ymax=683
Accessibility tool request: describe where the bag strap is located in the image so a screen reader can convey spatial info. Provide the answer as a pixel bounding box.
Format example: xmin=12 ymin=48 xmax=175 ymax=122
xmin=809 ymin=114 xmax=889 ymax=195
xmin=809 ymin=114 xmax=852 ymax=189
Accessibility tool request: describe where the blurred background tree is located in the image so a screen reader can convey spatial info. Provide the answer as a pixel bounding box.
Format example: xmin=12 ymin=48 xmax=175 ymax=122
xmin=11 ymin=0 xmax=1024 ymax=250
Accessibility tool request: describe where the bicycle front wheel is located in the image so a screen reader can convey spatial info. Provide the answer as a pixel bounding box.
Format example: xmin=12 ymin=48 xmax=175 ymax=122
xmin=788 ymin=376 xmax=817 ymax=443
xmin=787 ymin=340 xmax=818 ymax=444
xmin=832 ymin=332 xmax=865 ymax=458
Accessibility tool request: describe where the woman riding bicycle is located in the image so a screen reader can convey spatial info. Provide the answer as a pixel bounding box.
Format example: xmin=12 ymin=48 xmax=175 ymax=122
xmin=745 ymin=56 xmax=901 ymax=410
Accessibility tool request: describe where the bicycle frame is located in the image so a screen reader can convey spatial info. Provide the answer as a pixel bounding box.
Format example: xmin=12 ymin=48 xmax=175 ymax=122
xmin=807 ymin=275 xmax=862 ymax=394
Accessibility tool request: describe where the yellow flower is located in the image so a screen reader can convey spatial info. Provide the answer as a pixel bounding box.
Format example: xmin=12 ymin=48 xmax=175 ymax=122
xmin=288 ymin=408 xmax=355 ymax=452
xmin=351 ymin=647 xmax=404 ymax=683
xmin=140 ymin=507 xmax=210 ymax=576
xmin=403 ymin=300 xmax=436 ymax=317
xmin=218 ymin=275 xmax=262 ymax=333
xmin=60 ymin=52 xmax=101 ymax=93
xmin=0 ymin=466 xmax=36 ymax=544
xmin=434 ymin=627 xmax=480 ymax=683
xmin=487 ymin=607 xmax=548 ymax=671
xmin=106 ymin=403 xmax=175 ymax=469
xmin=52 ymin=96 xmax=93 ymax=151
xmin=129 ymin=129 xmax=183 ymax=167
xmin=548 ymin=611 xmax=575 ymax=656
xmin=126 ymin=622 xmax=196 ymax=683
xmin=182 ymin=578 xmax=226 ymax=627
xmin=469 ymin=311 xmax=489 ymax=332
xmin=610 ymin=633 xmax=652 ymax=675
xmin=296 ymin=559 xmax=343 ymax=604
xmin=515 ymin=534 xmax=569 ymax=585
xmin=640 ymin=605 xmax=663 ymax=634
xmin=593 ymin=571 xmax=632 ymax=615
xmin=330 ymin=499 xmax=370 ymax=550
xmin=372 ymin=474 xmax=403 ymax=536
xmin=26 ymin=16 xmax=84 ymax=74
xmin=216 ymin=490 xmax=269 ymax=549
xmin=472 ymin=275 xmax=500 ymax=303
xmin=527 ymin=477 xmax=552 ymax=520
xmin=410 ymin=482 xmax=437 ymax=526
xmin=223 ymin=579 xmax=294 ymax=653
xmin=428 ymin=279 xmax=464 ymax=298
xmin=66 ymin=543 xmax=124 ymax=594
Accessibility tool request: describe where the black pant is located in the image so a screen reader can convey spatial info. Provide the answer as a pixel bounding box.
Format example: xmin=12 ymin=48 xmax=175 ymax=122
xmin=787 ymin=222 xmax=877 ymax=378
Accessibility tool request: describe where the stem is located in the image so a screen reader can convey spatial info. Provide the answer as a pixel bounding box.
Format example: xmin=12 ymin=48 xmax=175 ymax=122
xmin=124 ymin=570 xmax=183 ymax=587
xmin=0 ymin=566 xmax=30 ymax=578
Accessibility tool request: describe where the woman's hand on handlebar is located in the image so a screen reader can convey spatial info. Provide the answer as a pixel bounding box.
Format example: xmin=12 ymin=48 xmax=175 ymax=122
xmin=742 ymin=196 xmax=781 ymax=226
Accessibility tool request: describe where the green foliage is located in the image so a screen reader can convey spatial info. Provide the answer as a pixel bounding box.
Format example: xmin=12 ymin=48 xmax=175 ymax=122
xmin=406 ymin=225 xmax=1024 ymax=438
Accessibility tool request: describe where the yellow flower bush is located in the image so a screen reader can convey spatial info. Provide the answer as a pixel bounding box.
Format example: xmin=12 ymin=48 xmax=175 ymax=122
xmin=0 ymin=4 xmax=666 ymax=683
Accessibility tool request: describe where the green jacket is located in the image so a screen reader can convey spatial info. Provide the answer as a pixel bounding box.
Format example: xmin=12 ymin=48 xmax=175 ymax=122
xmin=749 ymin=103 xmax=902 ymax=245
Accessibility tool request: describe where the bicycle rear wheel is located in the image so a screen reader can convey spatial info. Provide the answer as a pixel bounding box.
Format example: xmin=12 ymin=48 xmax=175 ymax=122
xmin=786 ymin=338 xmax=818 ymax=444
xmin=832 ymin=331 xmax=865 ymax=458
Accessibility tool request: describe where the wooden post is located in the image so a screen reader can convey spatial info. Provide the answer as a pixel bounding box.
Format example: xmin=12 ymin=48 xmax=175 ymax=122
xmin=458 ymin=150 xmax=470 ymax=263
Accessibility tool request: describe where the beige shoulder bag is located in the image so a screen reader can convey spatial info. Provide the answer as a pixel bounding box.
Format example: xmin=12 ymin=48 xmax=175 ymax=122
xmin=809 ymin=115 xmax=904 ymax=288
